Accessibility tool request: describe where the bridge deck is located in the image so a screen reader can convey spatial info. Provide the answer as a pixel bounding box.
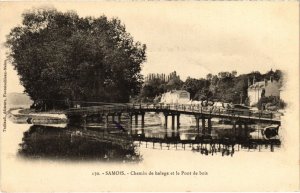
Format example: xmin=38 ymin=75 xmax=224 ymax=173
xmin=65 ymin=103 xmax=281 ymax=124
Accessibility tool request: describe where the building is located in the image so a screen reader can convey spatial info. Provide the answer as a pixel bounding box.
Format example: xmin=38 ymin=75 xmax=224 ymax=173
xmin=247 ymin=76 xmax=281 ymax=106
xmin=160 ymin=90 xmax=190 ymax=104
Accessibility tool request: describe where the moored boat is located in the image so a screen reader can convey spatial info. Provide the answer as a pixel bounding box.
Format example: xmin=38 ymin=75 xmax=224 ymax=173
xmin=261 ymin=125 xmax=279 ymax=139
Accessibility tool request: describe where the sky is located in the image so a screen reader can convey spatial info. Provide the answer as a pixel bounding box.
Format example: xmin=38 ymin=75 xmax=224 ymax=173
xmin=0 ymin=1 xmax=298 ymax=93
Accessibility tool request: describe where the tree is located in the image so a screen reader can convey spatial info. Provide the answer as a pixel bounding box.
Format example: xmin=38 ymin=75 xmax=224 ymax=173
xmin=6 ymin=8 xmax=146 ymax=109
xmin=206 ymin=73 xmax=212 ymax=81
xmin=166 ymin=76 xmax=183 ymax=91
xmin=197 ymin=88 xmax=213 ymax=102
xmin=183 ymin=77 xmax=208 ymax=100
xmin=257 ymin=96 xmax=284 ymax=110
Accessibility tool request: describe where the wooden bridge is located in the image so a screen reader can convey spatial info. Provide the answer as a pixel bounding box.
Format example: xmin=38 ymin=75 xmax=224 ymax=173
xmin=65 ymin=103 xmax=281 ymax=134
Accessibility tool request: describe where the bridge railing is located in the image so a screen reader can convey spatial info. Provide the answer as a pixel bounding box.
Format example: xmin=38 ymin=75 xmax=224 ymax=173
xmin=66 ymin=104 xmax=130 ymax=114
xmin=66 ymin=102 xmax=280 ymax=121
xmin=132 ymin=103 xmax=280 ymax=121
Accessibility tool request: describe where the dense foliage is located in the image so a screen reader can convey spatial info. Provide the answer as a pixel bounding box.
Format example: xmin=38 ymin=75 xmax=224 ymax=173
xmin=6 ymin=8 xmax=146 ymax=109
xmin=257 ymin=96 xmax=286 ymax=110
xmin=137 ymin=73 xmax=183 ymax=102
xmin=139 ymin=69 xmax=283 ymax=105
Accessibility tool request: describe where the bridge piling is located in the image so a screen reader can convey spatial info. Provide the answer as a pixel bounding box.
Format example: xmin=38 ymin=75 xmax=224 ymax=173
xmin=82 ymin=114 xmax=87 ymax=129
xmin=129 ymin=113 xmax=133 ymax=124
xmin=171 ymin=115 xmax=175 ymax=130
xmin=112 ymin=114 xmax=115 ymax=122
xmin=244 ymin=123 xmax=248 ymax=138
xmin=195 ymin=116 xmax=200 ymax=131
xmin=232 ymin=120 xmax=237 ymax=136
xmin=141 ymin=128 xmax=145 ymax=135
xmin=83 ymin=114 xmax=87 ymax=122
xmin=202 ymin=118 xmax=206 ymax=135
xmin=135 ymin=114 xmax=138 ymax=125
xmin=164 ymin=114 xmax=168 ymax=129
xmin=98 ymin=115 xmax=103 ymax=123
xmin=177 ymin=114 xmax=180 ymax=129
xmin=117 ymin=113 xmax=121 ymax=123
xmin=105 ymin=114 xmax=109 ymax=131
xmin=141 ymin=112 xmax=145 ymax=128
xmin=207 ymin=118 xmax=212 ymax=135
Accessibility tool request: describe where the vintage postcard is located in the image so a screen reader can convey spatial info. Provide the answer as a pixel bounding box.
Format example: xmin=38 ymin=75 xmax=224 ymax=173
xmin=0 ymin=1 xmax=299 ymax=192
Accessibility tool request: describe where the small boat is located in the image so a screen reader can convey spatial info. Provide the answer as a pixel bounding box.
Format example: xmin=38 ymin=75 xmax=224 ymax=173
xmin=261 ymin=125 xmax=279 ymax=139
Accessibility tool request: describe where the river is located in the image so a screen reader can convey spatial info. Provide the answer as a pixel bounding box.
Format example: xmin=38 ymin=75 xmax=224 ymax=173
xmin=2 ymin=112 xmax=294 ymax=192
xmin=5 ymin=113 xmax=280 ymax=161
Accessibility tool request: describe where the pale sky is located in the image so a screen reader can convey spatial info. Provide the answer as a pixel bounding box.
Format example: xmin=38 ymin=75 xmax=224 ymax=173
xmin=0 ymin=2 xmax=298 ymax=93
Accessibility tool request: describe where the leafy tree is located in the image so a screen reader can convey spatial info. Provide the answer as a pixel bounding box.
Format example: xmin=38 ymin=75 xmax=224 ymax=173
xmin=196 ymin=88 xmax=213 ymax=101
xmin=183 ymin=77 xmax=209 ymax=100
xmin=273 ymin=70 xmax=282 ymax=81
xmin=6 ymin=8 xmax=146 ymax=109
xmin=206 ymin=73 xmax=212 ymax=81
xmin=264 ymin=69 xmax=282 ymax=81
xmin=165 ymin=76 xmax=183 ymax=91
xmin=231 ymin=70 xmax=237 ymax=77
xmin=211 ymin=75 xmax=219 ymax=86
xmin=257 ymin=96 xmax=285 ymax=110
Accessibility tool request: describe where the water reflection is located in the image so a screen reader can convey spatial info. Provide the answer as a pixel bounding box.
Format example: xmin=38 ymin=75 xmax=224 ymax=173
xmin=19 ymin=113 xmax=281 ymax=160
xmin=19 ymin=125 xmax=142 ymax=162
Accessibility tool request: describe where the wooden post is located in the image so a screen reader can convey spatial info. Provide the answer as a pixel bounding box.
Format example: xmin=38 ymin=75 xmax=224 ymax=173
xmin=244 ymin=122 xmax=248 ymax=138
xmin=195 ymin=116 xmax=200 ymax=131
xmin=171 ymin=114 xmax=175 ymax=130
xmin=135 ymin=114 xmax=138 ymax=125
xmin=129 ymin=114 xmax=133 ymax=124
xmin=164 ymin=114 xmax=168 ymax=129
xmin=207 ymin=118 xmax=212 ymax=135
xmin=202 ymin=118 xmax=206 ymax=134
xmin=177 ymin=114 xmax=180 ymax=129
xmin=105 ymin=114 xmax=109 ymax=131
xmin=232 ymin=120 xmax=237 ymax=137
xmin=99 ymin=115 xmax=103 ymax=123
xmin=117 ymin=113 xmax=121 ymax=123
xmin=141 ymin=112 xmax=145 ymax=128
xmin=82 ymin=114 xmax=87 ymax=129
xmin=270 ymin=112 xmax=273 ymax=120
xmin=240 ymin=123 xmax=245 ymax=138
xmin=112 ymin=114 xmax=115 ymax=122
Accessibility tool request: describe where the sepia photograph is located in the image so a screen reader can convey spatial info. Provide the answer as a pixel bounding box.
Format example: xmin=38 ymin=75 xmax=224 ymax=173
xmin=0 ymin=1 xmax=299 ymax=192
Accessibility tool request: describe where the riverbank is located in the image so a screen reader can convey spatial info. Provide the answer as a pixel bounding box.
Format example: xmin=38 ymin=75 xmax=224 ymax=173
xmin=8 ymin=108 xmax=68 ymax=124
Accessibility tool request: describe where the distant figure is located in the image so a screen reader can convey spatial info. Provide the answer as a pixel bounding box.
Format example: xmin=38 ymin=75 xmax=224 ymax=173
xmin=113 ymin=121 xmax=127 ymax=132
